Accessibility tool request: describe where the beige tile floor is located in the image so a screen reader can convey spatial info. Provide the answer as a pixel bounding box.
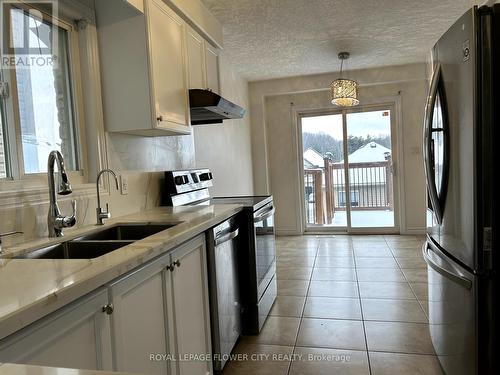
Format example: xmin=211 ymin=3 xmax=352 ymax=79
xmin=223 ymin=235 xmax=444 ymax=375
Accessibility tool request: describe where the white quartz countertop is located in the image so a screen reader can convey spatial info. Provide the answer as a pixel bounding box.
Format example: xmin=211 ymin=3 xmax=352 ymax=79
xmin=0 ymin=204 xmax=242 ymax=340
xmin=0 ymin=363 xmax=140 ymax=375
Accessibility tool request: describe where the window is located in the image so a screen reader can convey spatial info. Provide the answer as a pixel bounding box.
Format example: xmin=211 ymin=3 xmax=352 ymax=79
xmin=1 ymin=1 xmax=81 ymax=179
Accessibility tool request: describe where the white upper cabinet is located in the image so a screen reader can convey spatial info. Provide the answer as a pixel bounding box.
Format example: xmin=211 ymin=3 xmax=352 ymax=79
xmin=97 ymin=0 xmax=223 ymax=134
xmin=204 ymin=43 xmax=220 ymax=94
xmin=185 ymin=26 xmax=221 ymax=94
xmin=148 ymin=0 xmax=190 ymax=131
xmin=186 ymin=26 xmax=206 ymax=89
xmin=97 ymin=0 xmax=190 ymax=136
xmin=165 ymin=0 xmax=223 ymax=48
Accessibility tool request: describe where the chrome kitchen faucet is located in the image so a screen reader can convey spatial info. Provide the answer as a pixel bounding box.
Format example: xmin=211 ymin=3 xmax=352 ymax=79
xmin=47 ymin=150 xmax=77 ymax=237
xmin=96 ymin=169 xmax=119 ymax=225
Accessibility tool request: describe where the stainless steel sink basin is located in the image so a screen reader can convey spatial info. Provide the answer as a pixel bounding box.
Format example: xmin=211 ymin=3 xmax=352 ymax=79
xmin=14 ymin=240 xmax=134 ymax=259
xmin=13 ymin=223 xmax=180 ymax=259
xmin=73 ymin=223 xmax=175 ymax=241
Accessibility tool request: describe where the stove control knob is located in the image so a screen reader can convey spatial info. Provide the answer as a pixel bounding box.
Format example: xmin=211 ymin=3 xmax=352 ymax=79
xmin=199 ymin=172 xmax=213 ymax=181
xmin=174 ymin=175 xmax=189 ymax=185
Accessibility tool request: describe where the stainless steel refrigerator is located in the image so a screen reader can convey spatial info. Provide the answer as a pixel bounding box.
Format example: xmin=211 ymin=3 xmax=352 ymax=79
xmin=423 ymin=5 xmax=499 ymax=375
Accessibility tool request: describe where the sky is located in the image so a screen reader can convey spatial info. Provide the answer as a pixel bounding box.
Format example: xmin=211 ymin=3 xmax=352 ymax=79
xmin=301 ymin=110 xmax=392 ymax=140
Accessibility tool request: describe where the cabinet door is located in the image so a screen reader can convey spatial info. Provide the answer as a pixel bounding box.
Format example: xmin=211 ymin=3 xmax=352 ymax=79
xmin=0 ymin=289 xmax=112 ymax=371
xmin=108 ymin=253 xmax=172 ymax=375
xmin=205 ymin=44 xmax=220 ymax=94
xmin=147 ymin=0 xmax=190 ymax=131
xmin=186 ymin=27 xmax=206 ymax=89
xmin=166 ymin=235 xmax=212 ymax=375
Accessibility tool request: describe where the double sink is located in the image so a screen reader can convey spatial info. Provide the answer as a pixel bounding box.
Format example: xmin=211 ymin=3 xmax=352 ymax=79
xmin=14 ymin=223 xmax=178 ymax=260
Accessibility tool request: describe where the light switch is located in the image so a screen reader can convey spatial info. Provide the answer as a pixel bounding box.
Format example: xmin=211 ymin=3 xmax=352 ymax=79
xmin=120 ymin=175 xmax=129 ymax=195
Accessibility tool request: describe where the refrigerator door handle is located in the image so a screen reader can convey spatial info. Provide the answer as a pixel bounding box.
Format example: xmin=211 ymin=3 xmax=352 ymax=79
xmin=422 ymin=241 xmax=472 ymax=290
xmin=423 ymin=64 xmax=444 ymax=224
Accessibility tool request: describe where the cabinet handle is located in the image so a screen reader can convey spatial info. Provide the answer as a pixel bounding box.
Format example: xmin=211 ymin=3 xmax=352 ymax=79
xmin=157 ymin=115 xmax=164 ymax=122
xmin=102 ymin=303 xmax=114 ymax=315
xmin=166 ymin=264 xmax=173 ymax=272
xmin=173 ymin=260 xmax=181 ymax=268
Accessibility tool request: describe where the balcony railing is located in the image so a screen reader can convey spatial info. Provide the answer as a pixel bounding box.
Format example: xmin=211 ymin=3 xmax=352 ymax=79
xmin=304 ymin=157 xmax=393 ymax=225
xmin=304 ymin=168 xmax=324 ymax=225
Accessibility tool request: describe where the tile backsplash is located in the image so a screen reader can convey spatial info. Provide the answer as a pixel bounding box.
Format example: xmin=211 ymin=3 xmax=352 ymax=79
xmin=106 ymin=133 xmax=195 ymax=172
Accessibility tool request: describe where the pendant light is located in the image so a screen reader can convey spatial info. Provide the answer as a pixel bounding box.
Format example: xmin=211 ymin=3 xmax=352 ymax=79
xmin=330 ymin=52 xmax=359 ymax=107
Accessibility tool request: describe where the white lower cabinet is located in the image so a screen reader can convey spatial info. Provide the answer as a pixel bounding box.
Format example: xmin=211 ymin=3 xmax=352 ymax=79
xmin=110 ymin=234 xmax=212 ymax=375
xmin=0 ymin=234 xmax=212 ymax=375
xmin=166 ymin=235 xmax=212 ymax=375
xmin=108 ymin=252 xmax=172 ymax=374
xmin=0 ymin=289 xmax=113 ymax=371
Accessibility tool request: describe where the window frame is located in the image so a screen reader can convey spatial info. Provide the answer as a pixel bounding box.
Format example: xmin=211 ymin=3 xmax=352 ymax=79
xmin=0 ymin=70 xmax=15 ymax=179
xmin=0 ymin=0 xmax=89 ymax=187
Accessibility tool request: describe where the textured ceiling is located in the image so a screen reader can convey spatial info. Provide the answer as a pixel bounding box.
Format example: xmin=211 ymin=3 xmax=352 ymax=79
xmin=201 ymin=0 xmax=474 ymax=81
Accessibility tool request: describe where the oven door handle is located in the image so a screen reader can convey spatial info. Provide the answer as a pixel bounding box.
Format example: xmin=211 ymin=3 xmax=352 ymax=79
xmin=214 ymin=228 xmax=239 ymax=246
xmin=254 ymin=207 xmax=275 ymax=223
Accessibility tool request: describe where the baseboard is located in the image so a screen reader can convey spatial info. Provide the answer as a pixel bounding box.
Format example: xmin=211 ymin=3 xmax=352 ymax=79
xmin=401 ymin=227 xmax=426 ymax=235
xmin=277 ymin=227 xmax=426 ymax=236
xmin=276 ymin=229 xmax=302 ymax=236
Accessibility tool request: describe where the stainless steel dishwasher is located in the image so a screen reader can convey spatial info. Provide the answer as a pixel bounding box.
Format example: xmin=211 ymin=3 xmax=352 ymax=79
xmin=206 ymin=216 xmax=241 ymax=372
xmin=161 ymin=169 xmax=270 ymax=371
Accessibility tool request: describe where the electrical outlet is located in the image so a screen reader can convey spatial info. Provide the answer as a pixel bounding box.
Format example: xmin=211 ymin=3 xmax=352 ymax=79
xmin=120 ymin=175 xmax=129 ymax=195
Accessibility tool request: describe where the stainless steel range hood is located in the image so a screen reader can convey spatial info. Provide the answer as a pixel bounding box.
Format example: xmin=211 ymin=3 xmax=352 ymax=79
xmin=189 ymin=89 xmax=246 ymax=125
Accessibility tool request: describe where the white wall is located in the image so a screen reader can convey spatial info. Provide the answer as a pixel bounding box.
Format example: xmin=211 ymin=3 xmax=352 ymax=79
xmin=193 ymin=53 xmax=254 ymax=196
xmin=249 ymin=63 xmax=428 ymax=235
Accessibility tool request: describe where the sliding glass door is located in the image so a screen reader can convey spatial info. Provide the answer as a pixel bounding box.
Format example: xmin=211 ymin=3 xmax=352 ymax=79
xmin=302 ymin=114 xmax=347 ymax=228
xmin=300 ymin=106 xmax=398 ymax=232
